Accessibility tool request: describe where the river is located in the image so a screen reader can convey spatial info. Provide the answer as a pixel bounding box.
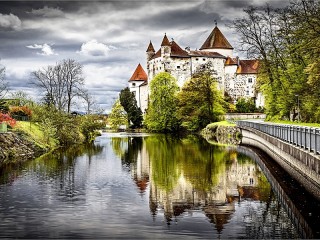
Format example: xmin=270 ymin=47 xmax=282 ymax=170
xmin=0 ymin=132 xmax=319 ymax=239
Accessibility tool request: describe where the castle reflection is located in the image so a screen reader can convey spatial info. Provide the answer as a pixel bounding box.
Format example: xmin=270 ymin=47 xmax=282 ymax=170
xmin=114 ymin=135 xmax=271 ymax=233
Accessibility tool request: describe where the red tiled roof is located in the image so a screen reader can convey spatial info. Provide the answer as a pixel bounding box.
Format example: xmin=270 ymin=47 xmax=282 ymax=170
xmin=170 ymin=40 xmax=189 ymax=57
xmin=189 ymin=50 xmax=226 ymax=58
xmin=161 ymin=34 xmax=170 ymax=46
xmin=146 ymin=41 xmax=155 ymax=52
xmin=150 ymin=48 xmax=161 ymax=60
xmin=200 ymin=26 xmax=233 ymax=50
xmin=225 ymin=57 xmax=238 ymax=65
xmin=237 ymin=60 xmax=259 ymax=74
xmin=129 ymin=63 xmax=148 ymax=82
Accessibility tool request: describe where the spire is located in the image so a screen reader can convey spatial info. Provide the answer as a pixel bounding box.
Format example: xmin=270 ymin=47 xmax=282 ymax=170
xmin=146 ymin=40 xmax=155 ymax=52
xmin=200 ymin=26 xmax=233 ymax=50
xmin=129 ymin=63 xmax=148 ymax=82
xmin=161 ymin=33 xmax=171 ymax=46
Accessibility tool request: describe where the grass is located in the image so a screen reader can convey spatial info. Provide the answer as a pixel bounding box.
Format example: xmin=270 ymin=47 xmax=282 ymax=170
xmin=266 ymin=120 xmax=320 ymax=128
xmin=207 ymin=120 xmax=236 ymax=127
xmin=13 ymin=121 xmax=57 ymax=149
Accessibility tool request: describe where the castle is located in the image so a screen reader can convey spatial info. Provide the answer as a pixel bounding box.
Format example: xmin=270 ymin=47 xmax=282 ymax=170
xmin=128 ymin=24 xmax=263 ymax=113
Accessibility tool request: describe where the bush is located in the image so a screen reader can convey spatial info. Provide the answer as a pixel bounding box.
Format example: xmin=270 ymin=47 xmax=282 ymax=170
xmin=10 ymin=106 xmax=32 ymax=117
xmin=0 ymin=112 xmax=16 ymax=127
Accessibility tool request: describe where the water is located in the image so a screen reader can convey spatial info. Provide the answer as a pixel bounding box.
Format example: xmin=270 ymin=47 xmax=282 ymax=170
xmin=0 ymin=132 xmax=318 ymax=238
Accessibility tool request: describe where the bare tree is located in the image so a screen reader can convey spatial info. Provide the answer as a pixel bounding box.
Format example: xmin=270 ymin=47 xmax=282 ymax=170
xmin=80 ymin=89 xmax=104 ymax=114
xmin=62 ymin=59 xmax=84 ymax=113
xmin=31 ymin=59 xmax=85 ymax=113
xmin=0 ymin=64 xmax=8 ymax=99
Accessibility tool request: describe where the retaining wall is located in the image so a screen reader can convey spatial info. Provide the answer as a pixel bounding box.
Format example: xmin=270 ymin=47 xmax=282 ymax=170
xmin=240 ymin=126 xmax=320 ymax=200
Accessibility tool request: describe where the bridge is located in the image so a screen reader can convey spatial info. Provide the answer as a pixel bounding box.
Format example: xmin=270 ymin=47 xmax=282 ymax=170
xmin=237 ymin=120 xmax=320 ymax=200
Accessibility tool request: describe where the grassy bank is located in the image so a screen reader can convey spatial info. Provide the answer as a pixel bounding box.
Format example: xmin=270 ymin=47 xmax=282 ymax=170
xmin=13 ymin=121 xmax=57 ymax=150
xmin=206 ymin=120 xmax=236 ymax=128
xmin=266 ymin=120 xmax=320 ymax=128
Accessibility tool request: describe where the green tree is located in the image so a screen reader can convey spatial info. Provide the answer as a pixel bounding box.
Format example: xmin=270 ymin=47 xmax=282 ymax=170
xmin=231 ymin=3 xmax=320 ymax=122
xmin=236 ymin=97 xmax=256 ymax=113
xmin=177 ymin=63 xmax=225 ymax=131
xmin=108 ymin=99 xmax=127 ymax=130
xmin=119 ymin=87 xmax=143 ymax=128
xmin=144 ymin=72 xmax=180 ymax=132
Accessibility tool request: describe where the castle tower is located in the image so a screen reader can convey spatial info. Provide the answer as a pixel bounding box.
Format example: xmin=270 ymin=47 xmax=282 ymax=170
xmin=200 ymin=25 xmax=233 ymax=57
xmin=146 ymin=40 xmax=155 ymax=61
xmin=160 ymin=33 xmax=171 ymax=57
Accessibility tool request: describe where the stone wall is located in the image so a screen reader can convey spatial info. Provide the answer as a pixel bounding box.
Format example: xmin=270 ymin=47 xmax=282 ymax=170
xmin=241 ymin=126 xmax=320 ymax=200
xmin=0 ymin=132 xmax=45 ymax=165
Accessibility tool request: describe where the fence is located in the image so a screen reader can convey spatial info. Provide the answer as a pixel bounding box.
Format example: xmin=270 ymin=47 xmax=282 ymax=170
xmin=237 ymin=121 xmax=320 ymax=155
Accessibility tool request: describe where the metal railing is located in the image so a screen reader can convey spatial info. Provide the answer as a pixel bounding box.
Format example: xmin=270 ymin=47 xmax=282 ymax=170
xmin=237 ymin=121 xmax=320 ymax=155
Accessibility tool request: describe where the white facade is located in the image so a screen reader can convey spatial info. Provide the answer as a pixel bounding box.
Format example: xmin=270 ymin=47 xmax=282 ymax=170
xmin=129 ymin=26 xmax=262 ymax=113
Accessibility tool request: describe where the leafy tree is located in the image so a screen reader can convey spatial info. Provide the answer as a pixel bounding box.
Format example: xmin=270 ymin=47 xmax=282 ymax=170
xmin=108 ymin=99 xmax=127 ymax=130
xmin=144 ymin=72 xmax=180 ymax=132
xmin=177 ymin=63 xmax=225 ymax=131
xmin=231 ymin=2 xmax=320 ymax=122
xmin=119 ymin=87 xmax=143 ymax=128
xmin=235 ymin=97 xmax=256 ymax=113
xmin=79 ymin=115 xmax=104 ymax=142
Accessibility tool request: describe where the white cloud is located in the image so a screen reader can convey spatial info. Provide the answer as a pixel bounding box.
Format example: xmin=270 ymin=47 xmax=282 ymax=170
xmin=0 ymin=13 xmax=21 ymax=30
xmin=77 ymin=40 xmax=116 ymax=57
xmin=26 ymin=43 xmax=57 ymax=56
xmin=30 ymin=6 xmax=65 ymax=18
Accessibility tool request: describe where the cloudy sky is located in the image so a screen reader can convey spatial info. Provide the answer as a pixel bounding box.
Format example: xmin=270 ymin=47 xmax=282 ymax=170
xmin=0 ymin=0 xmax=288 ymax=112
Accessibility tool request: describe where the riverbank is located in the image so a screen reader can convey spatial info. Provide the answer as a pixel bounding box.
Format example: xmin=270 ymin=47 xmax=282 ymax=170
xmin=0 ymin=132 xmax=46 ymax=164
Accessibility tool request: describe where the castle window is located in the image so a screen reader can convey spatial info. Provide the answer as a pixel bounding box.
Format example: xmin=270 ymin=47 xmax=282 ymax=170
xmin=132 ymin=91 xmax=136 ymax=96
xmin=203 ymin=58 xmax=206 ymax=61
xmin=196 ymin=58 xmax=199 ymax=61
xmin=246 ymin=91 xmax=249 ymax=95
xmin=177 ymin=66 xmax=180 ymax=69
xmin=132 ymin=83 xmax=136 ymax=87
xmin=248 ymin=78 xmax=253 ymax=83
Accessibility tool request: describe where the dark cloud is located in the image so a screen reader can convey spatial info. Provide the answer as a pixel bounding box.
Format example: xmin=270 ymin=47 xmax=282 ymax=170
xmin=0 ymin=0 xmax=292 ymax=112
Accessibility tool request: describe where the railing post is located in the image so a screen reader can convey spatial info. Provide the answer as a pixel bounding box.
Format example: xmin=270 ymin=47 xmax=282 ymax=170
xmin=316 ymin=129 xmax=319 ymax=154
xmin=310 ymin=128 xmax=313 ymax=152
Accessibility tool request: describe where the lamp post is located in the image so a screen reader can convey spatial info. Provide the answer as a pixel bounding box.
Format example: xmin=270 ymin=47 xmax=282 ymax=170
xmin=295 ymin=94 xmax=300 ymax=122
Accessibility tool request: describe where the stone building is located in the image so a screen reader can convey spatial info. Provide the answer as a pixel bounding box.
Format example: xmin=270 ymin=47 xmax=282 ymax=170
xmin=128 ymin=25 xmax=263 ymax=113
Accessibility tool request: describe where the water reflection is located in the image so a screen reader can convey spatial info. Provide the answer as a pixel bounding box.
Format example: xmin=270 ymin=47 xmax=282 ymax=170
xmin=111 ymin=134 xmax=300 ymax=238
xmin=0 ymin=133 xmax=309 ymax=238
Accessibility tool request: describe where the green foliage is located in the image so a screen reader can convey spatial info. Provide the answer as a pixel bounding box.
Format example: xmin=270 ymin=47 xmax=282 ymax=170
xmin=144 ymin=72 xmax=180 ymax=132
xmin=119 ymin=87 xmax=143 ymax=128
xmin=177 ymin=63 xmax=226 ymax=131
xmin=79 ymin=115 xmax=104 ymax=142
xmin=232 ymin=2 xmax=320 ymax=122
xmin=108 ymin=99 xmax=127 ymax=130
xmin=235 ymin=97 xmax=256 ymax=113
xmin=30 ymin=104 xmax=103 ymax=146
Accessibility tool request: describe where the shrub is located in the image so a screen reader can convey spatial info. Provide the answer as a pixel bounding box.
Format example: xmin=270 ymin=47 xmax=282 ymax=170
xmin=0 ymin=112 xmax=16 ymax=127
xmin=10 ymin=106 xmax=32 ymax=117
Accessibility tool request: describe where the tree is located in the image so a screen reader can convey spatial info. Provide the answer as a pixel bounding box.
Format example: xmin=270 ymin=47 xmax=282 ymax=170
xmin=0 ymin=64 xmax=8 ymax=99
xmin=10 ymin=91 xmax=32 ymax=106
xmin=119 ymin=87 xmax=143 ymax=128
xmin=230 ymin=3 xmax=313 ymax=121
xmin=177 ymin=63 xmax=225 ymax=131
xmin=144 ymin=72 xmax=180 ymax=132
xmin=80 ymin=89 xmax=104 ymax=114
xmin=108 ymin=99 xmax=127 ymax=130
xmin=31 ymin=59 xmax=84 ymax=113
xmin=235 ymin=97 xmax=256 ymax=113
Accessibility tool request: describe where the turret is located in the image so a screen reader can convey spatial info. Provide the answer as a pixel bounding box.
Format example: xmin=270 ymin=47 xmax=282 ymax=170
xmin=160 ymin=33 xmax=171 ymax=57
xmin=146 ymin=40 xmax=155 ymax=61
